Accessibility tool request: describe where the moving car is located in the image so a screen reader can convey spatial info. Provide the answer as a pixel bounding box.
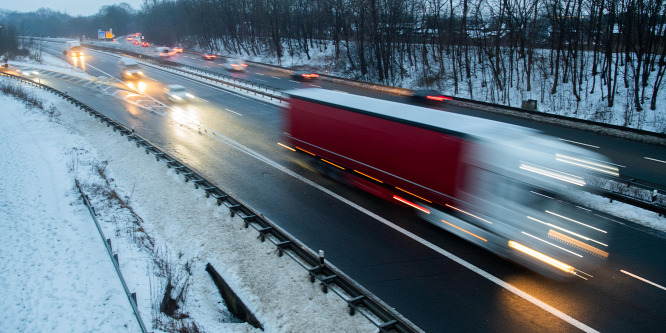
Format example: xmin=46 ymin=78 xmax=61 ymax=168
xmin=164 ymin=84 xmax=194 ymax=103
xmin=133 ymin=40 xmax=140 ymax=45
xmin=173 ymin=47 xmax=183 ymax=53
xmin=224 ymin=58 xmax=247 ymax=71
xmin=292 ymin=71 xmax=319 ymax=81
xmin=19 ymin=67 xmax=39 ymax=77
xmin=202 ymin=53 xmax=216 ymax=61
xmin=141 ymin=42 xmax=149 ymax=47
xmin=155 ymin=47 xmax=176 ymax=57
xmin=119 ymin=57 xmax=144 ymax=80
xmin=409 ymin=89 xmax=453 ymax=104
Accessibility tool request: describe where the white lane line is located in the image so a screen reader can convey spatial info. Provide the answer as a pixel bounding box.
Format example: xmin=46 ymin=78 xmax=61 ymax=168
xmin=182 ymin=128 xmax=599 ymax=332
xmin=224 ymin=108 xmax=243 ymax=116
xmin=644 ymin=157 xmax=666 ymax=164
xmin=559 ymin=138 xmax=600 ymax=149
xmin=621 ymin=270 xmax=666 ymax=291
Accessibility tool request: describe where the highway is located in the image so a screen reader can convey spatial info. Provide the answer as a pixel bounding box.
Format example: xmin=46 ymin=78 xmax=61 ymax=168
xmin=28 ymin=41 xmax=666 ymax=332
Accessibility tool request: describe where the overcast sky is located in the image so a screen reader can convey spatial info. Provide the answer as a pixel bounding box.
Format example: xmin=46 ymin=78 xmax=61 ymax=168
xmin=1 ymin=0 xmax=144 ymax=17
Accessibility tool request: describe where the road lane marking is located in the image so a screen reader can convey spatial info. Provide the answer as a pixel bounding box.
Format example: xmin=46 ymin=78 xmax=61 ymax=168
xmin=621 ymin=270 xmax=666 ymax=291
xmin=645 ymin=157 xmax=666 ymax=164
xmin=559 ymin=138 xmax=600 ymax=149
xmin=224 ymin=108 xmax=243 ymax=116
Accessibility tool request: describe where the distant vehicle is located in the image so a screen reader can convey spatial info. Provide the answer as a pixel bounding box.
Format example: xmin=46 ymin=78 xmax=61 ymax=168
xmin=292 ymin=71 xmax=319 ymax=81
xmin=141 ymin=42 xmax=149 ymax=47
xmin=155 ymin=47 xmax=175 ymax=57
xmin=119 ymin=57 xmax=144 ymax=80
xmin=133 ymin=40 xmax=140 ymax=45
xmin=164 ymin=84 xmax=194 ymax=103
xmin=224 ymin=58 xmax=247 ymax=71
xmin=173 ymin=47 xmax=183 ymax=53
xmin=126 ymin=36 xmax=132 ymax=41
xmin=18 ymin=67 xmax=39 ymax=77
xmin=66 ymin=40 xmax=84 ymax=57
xmin=283 ymin=88 xmax=618 ymax=280
xmin=202 ymin=53 xmax=216 ymax=61
xmin=409 ymin=89 xmax=453 ymax=105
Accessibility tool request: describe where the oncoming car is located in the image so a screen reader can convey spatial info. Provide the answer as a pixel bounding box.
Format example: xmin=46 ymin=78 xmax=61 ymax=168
xmin=202 ymin=53 xmax=217 ymax=61
xmin=164 ymin=84 xmax=195 ymax=103
xmin=173 ymin=47 xmax=183 ymax=53
xmin=224 ymin=58 xmax=247 ymax=71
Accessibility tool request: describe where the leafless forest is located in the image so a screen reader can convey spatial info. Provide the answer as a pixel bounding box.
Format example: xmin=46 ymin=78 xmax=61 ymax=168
xmin=2 ymin=0 xmax=665 ymax=113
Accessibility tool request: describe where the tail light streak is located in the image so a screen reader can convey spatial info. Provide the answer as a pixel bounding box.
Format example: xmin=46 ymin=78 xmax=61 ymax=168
xmin=426 ymin=95 xmax=453 ymax=101
xmin=395 ymin=187 xmax=431 ymax=203
xmin=393 ymin=195 xmax=430 ymax=214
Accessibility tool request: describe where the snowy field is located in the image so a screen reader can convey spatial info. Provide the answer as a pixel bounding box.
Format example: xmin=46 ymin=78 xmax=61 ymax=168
xmin=1 ymin=49 xmax=664 ymax=332
xmin=0 ymin=75 xmax=377 ymax=332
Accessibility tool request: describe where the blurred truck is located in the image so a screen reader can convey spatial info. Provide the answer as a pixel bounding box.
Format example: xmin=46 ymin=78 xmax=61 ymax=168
xmin=282 ymin=88 xmax=618 ymax=280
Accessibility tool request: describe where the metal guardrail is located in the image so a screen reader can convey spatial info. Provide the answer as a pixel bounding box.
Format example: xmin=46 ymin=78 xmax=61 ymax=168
xmin=588 ymin=176 xmax=666 ymax=217
xmin=0 ymin=71 xmax=423 ymax=333
xmin=75 ymin=180 xmax=148 ymax=333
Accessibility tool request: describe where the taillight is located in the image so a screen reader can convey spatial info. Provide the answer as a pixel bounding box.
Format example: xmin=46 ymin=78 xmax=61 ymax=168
xmin=426 ymin=95 xmax=452 ymax=101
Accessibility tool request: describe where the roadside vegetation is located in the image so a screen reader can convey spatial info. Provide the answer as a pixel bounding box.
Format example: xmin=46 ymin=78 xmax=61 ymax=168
xmin=2 ymin=0 xmax=664 ymax=126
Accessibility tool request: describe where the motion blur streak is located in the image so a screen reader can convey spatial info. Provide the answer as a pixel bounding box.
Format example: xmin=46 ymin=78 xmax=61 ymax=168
xmin=546 ymin=211 xmax=607 ymax=233
xmin=442 ymin=219 xmax=488 ymax=242
xmin=548 ymin=230 xmax=609 ymax=258
xmin=556 ymin=154 xmax=620 ymax=177
xmin=521 ymin=232 xmax=583 ymax=258
xmin=393 ymin=195 xmax=430 ymax=214
xmin=445 ymin=204 xmax=493 ymax=224
xmin=277 ymin=142 xmax=296 ymax=151
xmin=354 ymin=170 xmax=383 ymax=183
xmin=519 ymin=163 xmax=586 ymax=186
xmin=295 ymin=147 xmax=316 ymax=156
xmin=395 ymin=187 xmax=432 ymax=203
xmin=321 ymin=159 xmax=345 ymax=170
xmin=527 ymin=216 xmax=608 ymax=247
xmin=508 ymin=241 xmax=576 ymax=274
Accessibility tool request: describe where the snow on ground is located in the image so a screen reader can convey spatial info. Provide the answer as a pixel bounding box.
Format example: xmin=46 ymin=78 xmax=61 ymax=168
xmin=0 ymin=76 xmax=378 ymax=332
xmin=1 ymin=49 xmax=664 ymax=332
